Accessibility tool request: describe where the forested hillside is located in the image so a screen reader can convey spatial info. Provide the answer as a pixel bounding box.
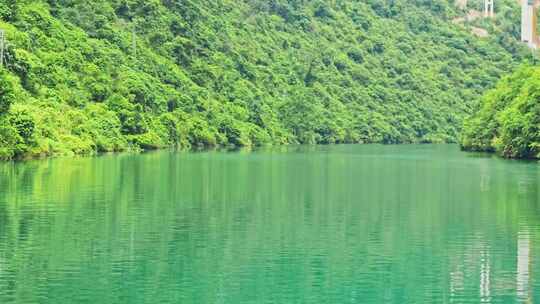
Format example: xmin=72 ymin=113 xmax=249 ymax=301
xmin=461 ymin=65 xmax=540 ymax=159
xmin=0 ymin=0 xmax=530 ymax=159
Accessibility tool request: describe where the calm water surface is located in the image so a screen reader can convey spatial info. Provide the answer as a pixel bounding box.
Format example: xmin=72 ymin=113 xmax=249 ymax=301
xmin=0 ymin=144 xmax=539 ymax=303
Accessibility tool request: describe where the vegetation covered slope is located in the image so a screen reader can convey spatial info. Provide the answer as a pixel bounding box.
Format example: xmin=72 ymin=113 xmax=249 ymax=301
xmin=0 ymin=0 xmax=530 ymax=159
xmin=460 ymin=65 xmax=540 ymax=159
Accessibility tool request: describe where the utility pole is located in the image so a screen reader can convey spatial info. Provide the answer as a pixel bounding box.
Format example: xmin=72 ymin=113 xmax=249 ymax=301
xmin=521 ymin=0 xmax=539 ymax=49
xmin=484 ymin=0 xmax=494 ymax=18
xmin=0 ymin=29 xmax=5 ymax=67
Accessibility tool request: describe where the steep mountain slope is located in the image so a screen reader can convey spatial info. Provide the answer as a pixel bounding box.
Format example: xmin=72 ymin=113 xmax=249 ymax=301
xmin=0 ymin=0 xmax=530 ymax=159
xmin=461 ymin=65 xmax=540 ymax=159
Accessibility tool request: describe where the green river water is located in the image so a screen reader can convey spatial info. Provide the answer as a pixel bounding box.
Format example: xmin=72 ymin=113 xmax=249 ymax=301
xmin=0 ymin=144 xmax=539 ymax=303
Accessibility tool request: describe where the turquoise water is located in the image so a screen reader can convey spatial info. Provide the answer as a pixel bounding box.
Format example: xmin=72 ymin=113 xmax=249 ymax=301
xmin=0 ymin=144 xmax=539 ymax=303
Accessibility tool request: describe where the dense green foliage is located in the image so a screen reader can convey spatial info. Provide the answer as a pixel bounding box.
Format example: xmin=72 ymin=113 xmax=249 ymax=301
xmin=461 ymin=65 xmax=540 ymax=159
xmin=0 ymin=0 xmax=530 ymax=159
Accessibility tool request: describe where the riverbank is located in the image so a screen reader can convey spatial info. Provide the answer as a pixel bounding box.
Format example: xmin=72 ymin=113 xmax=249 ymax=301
xmin=1 ymin=137 xmax=464 ymax=163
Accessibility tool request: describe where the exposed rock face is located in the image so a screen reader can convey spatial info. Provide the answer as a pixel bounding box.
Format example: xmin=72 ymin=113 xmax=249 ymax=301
xmin=471 ymin=27 xmax=489 ymax=37
xmin=451 ymin=3 xmax=490 ymax=38
xmin=455 ymin=0 xmax=468 ymax=10
xmin=452 ymin=10 xmax=483 ymax=24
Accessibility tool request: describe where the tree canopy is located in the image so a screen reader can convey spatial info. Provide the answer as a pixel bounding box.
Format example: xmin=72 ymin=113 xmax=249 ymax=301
xmin=0 ymin=0 xmax=531 ymax=159
xmin=461 ymin=65 xmax=540 ymax=159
